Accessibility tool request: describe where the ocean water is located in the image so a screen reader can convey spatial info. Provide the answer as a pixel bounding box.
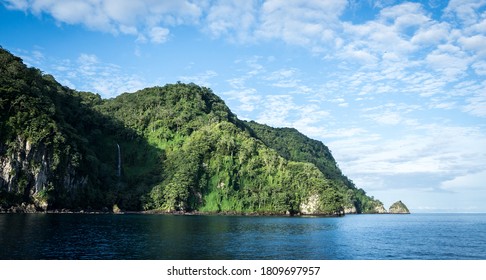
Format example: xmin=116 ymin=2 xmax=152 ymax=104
xmin=0 ymin=213 xmax=485 ymax=260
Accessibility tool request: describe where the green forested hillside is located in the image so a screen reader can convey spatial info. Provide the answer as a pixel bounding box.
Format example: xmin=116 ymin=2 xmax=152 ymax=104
xmin=0 ymin=47 xmax=384 ymax=214
xmin=245 ymin=121 xmax=385 ymax=213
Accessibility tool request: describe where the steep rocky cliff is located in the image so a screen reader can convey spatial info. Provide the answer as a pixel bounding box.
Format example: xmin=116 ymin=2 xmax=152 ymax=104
xmin=0 ymin=137 xmax=87 ymax=195
xmin=1 ymin=47 xmax=119 ymax=211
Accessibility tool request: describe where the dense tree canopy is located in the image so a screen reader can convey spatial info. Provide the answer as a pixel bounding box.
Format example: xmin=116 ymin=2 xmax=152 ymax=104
xmin=0 ymin=47 xmax=384 ymax=214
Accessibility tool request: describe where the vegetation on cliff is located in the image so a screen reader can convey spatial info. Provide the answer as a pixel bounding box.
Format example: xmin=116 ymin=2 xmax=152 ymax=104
xmin=245 ymin=121 xmax=386 ymax=213
xmin=0 ymin=47 xmax=384 ymax=215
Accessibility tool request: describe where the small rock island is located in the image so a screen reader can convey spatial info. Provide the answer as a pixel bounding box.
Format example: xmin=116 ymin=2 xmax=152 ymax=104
xmin=388 ymin=200 xmax=410 ymax=214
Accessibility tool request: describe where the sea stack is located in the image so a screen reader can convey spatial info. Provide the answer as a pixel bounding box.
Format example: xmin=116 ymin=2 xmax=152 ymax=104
xmin=388 ymin=201 xmax=410 ymax=214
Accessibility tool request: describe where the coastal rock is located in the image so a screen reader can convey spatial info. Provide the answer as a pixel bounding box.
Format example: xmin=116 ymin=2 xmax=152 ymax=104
xmin=112 ymin=204 xmax=122 ymax=214
xmin=389 ymin=200 xmax=410 ymax=214
xmin=6 ymin=203 xmax=37 ymax=213
xmin=24 ymin=203 xmax=37 ymax=213
xmin=363 ymin=201 xmax=387 ymax=214
xmin=344 ymin=205 xmax=357 ymax=214
xmin=373 ymin=204 xmax=387 ymax=214
xmin=300 ymin=194 xmax=320 ymax=215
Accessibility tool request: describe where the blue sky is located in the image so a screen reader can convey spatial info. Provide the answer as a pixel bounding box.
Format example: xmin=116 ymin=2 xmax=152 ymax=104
xmin=1 ymin=0 xmax=486 ymax=212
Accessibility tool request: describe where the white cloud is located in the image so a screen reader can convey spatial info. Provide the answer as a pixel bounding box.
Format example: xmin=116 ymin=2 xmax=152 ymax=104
xmin=256 ymin=94 xmax=296 ymax=127
xmin=368 ymin=111 xmax=402 ymax=125
xmin=179 ymin=70 xmax=218 ymax=87
xmin=339 ymin=46 xmax=378 ymax=65
xmin=411 ymin=22 xmax=450 ymax=46
xmin=459 ymin=35 xmax=486 ymax=56
xmin=78 ymin=53 xmax=99 ymax=64
xmin=444 ymin=0 xmax=486 ymax=27
xmin=340 ymin=2 xmax=429 ymax=62
xmin=149 ymin=26 xmax=170 ymax=43
xmin=255 ymin=0 xmax=346 ymax=47
xmin=222 ymin=88 xmax=262 ymax=113
xmin=464 ymin=86 xmax=486 ymax=117
xmin=331 ymin=124 xmax=486 ymax=184
xmin=220 ymin=56 xmax=270 ymax=116
xmin=204 ymin=0 xmax=256 ymax=42
xmin=290 ymin=104 xmax=330 ymax=136
xmin=119 ymin=25 xmax=138 ymax=35
xmin=425 ymin=44 xmax=471 ymax=80
xmin=2 ymin=0 xmax=28 ymax=10
xmin=467 ymin=17 xmax=486 ymax=34
xmin=15 ymin=48 xmax=46 ymax=66
xmin=472 ymin=61 xmax=486 ymax=75
xmin=379 ymin=2 xmax=430 ymax=30
xmin=77 ymin=53 xmax=100 ymax=77
xmin=32 ymin=52 xmax=149 ymax=97
xmin=322 ymin=127 xmax=368 ymax=139
xmin=441 ymin=170 xmax=486 ymax=190
xmin=3 ymin=0 xmax=202 ymax=42
xmin=328 ymin=129 xmax=485 ymax=209
xmin=264 ymin=68 xmax=301 ymax=88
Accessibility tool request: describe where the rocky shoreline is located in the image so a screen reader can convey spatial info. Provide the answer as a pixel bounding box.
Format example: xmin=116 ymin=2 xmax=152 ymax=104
xmin=0 ymin=206 xmax=344 ymax=216
xmin=1 ymin=201 xmax=349 ymax=216
xmin=1 ymin=196 xmax=410 ymax=215
xmin=0 ymin=203 xmax=111 ymax=214
xmin=1 ymin=203 xmax=410 ymax=215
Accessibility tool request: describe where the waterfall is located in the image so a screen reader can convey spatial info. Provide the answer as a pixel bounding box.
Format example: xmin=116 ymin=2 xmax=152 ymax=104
xmin=117 ymin=143 xmax=121 ymax=178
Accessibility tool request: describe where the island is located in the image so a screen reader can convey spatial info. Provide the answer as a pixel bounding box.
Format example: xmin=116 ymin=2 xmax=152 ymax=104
xmin=388 ymin=201 xmax=411 ymax=214
xmin=1 ymin=47 xmax=407 ymax=216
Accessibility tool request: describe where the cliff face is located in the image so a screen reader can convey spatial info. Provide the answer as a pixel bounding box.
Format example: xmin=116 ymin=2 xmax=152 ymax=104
xmin=389 ymin=201 xmax=410 ymax=214
xmin=0 ymin=137 xmax=89 ymax=212
xmin=344 ymin=205 xmax=358 ymax=214
xmin=0 ymin=47 xmax=117 ymax=211
xmin=0 ymin=137 xmax=50 ymax=195
xmin=0 ymin=137 xmax=86 ymax=192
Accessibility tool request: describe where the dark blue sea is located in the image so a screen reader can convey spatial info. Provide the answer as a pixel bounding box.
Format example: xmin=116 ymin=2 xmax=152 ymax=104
xmin=0 ymin=213 xmax=485 ymax=260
